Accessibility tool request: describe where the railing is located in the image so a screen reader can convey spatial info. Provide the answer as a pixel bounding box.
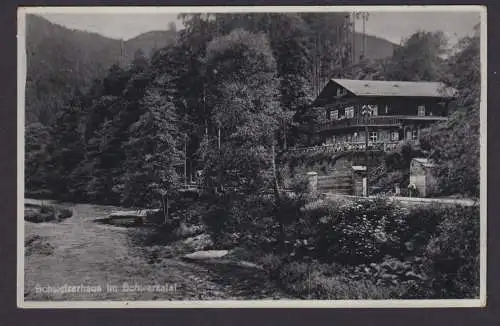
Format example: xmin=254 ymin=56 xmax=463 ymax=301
xmin=289 ymin=140 xmax=409 ymax=155
xmin=314 ymin=115 xmax=447 ymax=132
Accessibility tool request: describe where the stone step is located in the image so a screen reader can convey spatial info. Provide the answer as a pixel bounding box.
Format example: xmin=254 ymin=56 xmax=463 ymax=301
xmin=318 ymin=185 xmax=352 ymax=189
xmin=317 ymin=180 xmax=352 ymax=185
xmin=317 ymin=174 xmax=352 ymax=179
xmin=318 ymin=182 xmax=352 ymax=187
xmin=318 ymin=179 xmax=352 ymax=183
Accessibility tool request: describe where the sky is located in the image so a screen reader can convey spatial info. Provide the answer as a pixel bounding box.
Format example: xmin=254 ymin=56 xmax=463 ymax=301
xmin=37 ymin=9 xmax=481 ymax=45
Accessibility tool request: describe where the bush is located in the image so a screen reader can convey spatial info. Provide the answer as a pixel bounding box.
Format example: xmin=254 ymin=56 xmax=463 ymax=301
xmin=310 ymin=198 xmax=403 ymax=265
xmin=57 ymin=208 xmax=73 ymax=220
xmin=385 ymin=204 xmax=445 ymax=258
xmin=25 ymin=234 xmax=54 ymax=256
xmin=349 ymin=256 xmax=428 ymax=288
xmin=24 ymin=205 xmax=73 ymax=223
xmin=275 ymin=260 xmax=407 ymax=299
xmin=25 ymin=209 xmax=56 ymax=223
xmin=196 ymin=187 xmax=480 ymax=299
xmin=422 ymin=205 xmax=480 ymax=298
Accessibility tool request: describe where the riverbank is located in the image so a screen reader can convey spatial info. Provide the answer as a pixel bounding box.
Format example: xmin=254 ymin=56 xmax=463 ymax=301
xmin=23 ymin=201 xmax=287 ymax=301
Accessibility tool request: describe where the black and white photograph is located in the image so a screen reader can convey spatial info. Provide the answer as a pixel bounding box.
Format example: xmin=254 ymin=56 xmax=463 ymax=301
xmin=17 ymin=6 xmax=486 ymax=308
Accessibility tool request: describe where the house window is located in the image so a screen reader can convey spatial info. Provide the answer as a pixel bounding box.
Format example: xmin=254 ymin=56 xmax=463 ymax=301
xmin=418 ymin=105 xmax=426 ymax=117
xmin=412 ymin=129 xmax=418 ymax=140
xmin=330 ymin=110 xmax=339 ymax=120
xmin=385 ymin=104 xmax=390 ymax=114
xmin=336 ymin=87 xmax=346 ymax=97
xmin=370 ymin=131 xmax=378 ymax=142
xmin=353 ymin=132 xmax=359 ymax=141
xmin=368 ymin=104 xmax=378 ymax=116
xmin=345 ymin=106 xmax=354 ymax=119
xmin=390 ymin=131 xmax=399 ymax=141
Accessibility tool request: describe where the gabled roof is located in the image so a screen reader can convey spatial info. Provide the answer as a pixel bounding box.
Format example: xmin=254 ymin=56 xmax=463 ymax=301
xmin=333 ymin=79 xmax=457 ymax=98
xmin=314 ymin=79 xmax=457 ymax=105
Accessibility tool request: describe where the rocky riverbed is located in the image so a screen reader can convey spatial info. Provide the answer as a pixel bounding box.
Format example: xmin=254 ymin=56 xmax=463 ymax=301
xmin=24 ymin=201 xmax=287 ymax=301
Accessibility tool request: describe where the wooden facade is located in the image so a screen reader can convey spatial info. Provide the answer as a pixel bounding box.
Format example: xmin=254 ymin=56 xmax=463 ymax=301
xmin=301 ymin=79 xmax=456 ymax=147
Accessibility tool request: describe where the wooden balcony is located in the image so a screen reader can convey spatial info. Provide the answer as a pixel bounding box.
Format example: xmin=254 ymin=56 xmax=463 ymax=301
xmin=313 ymin=115 xmax=448 ymax=132
xmin=289 ymin=140 xmax=416 ymax=155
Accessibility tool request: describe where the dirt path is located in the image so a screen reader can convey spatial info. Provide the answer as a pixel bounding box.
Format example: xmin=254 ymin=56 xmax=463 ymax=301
xmin=24 ymin=202 xmax=287 ymax=301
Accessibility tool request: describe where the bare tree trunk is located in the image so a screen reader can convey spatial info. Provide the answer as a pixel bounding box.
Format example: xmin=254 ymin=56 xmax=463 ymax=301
xmin=166 ymin=196 xmax=169 ymax=224
xmin=272 ymin=141 xmax=285 ymax=251
xmin=283 ymin=125 xmax=287 ymax=151
xmin=272 ymin=142 xmax=279 ymax=195
xmin=218 ymin=127 xmax=221 ymax=149
xmin=161 ymin=194 xmax=167 ymax=224
xmin=184 ymin=135 xmax=188 ymax=186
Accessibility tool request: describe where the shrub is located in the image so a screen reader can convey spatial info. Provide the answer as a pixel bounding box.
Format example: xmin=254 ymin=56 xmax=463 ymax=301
xmin=349 ymin=256 xmax=428 ymax=288
xmin=25 ymin=210 xmax=56 ymax=223
xmin=260 ymin=253 xmax=285 ymax=276
xmin=57 ymin=208 xmax=73 ymax=220
xmin=275 ymin=260 xmax=406 ymax=299
xmin=422 ymin=205 xmax=480 ymax=298
xmin=295 ymin=199 xmax=477 ymax=266
xmin=310 ymin=198 xmax=403 ymax=265
xmin=25 ymin=203 xmax=73 ymax=223
xmin=25 ymin=235 xmax=54 ymax=256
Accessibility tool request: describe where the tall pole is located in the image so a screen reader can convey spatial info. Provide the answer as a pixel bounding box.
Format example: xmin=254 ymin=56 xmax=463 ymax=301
xmin=203 ymin=87 xmax=208 ymax=141
xmin=362 ymin=12 xmax=368 ymax=61
xmin=184 ymin=134 xmax=187 ymax=186
xmin=362 ymin=13 xmax=366 ymax=60
xmin=352 ymin=13 xmax=356 ymax=67
xmin=362 ymin=106 xmax=371 ymax=197
xmin=365 ymin=122 xmax=369 ymax=164
xmin=120 ymin=38 xmax=124 ymax=66
xmin=217 ymin=124 xmax=221 ymax=149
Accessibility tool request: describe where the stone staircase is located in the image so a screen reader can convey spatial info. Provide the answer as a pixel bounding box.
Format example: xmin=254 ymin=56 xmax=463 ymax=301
xmin=316 ymin=174 xmax=353 ymax=195
xmin=315 ymin=154 xmax=355 ymax=195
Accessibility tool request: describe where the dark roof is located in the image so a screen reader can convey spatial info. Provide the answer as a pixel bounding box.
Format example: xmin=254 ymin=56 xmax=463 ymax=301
xmin=314 ymin=79 xmax=457 ymax=105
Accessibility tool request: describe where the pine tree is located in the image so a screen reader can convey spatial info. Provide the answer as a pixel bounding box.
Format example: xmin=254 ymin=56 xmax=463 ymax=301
xmin=203 ymin=29 xmax=283 ymax=196
xmin=25 ymin=122 xmax=52 ymax=196
xmin=122 ymin=86 xmax=182 ymax=214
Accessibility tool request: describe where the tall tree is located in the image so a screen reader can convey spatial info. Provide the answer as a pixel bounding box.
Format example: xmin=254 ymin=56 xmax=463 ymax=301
xmin=386 ymin=31 xmax=449 ymax=81
xmin=422 ymin=26 xmax=480 ymax=197
xmin=46 ymin=104 xmax=86 ymax=198
xmin=121 ymin=86 xmax=182 ymax=210
xmin=25 ymin=122 xmax=52 ymax=195
xmin=202 ymin=29 xmax=283 ymax=195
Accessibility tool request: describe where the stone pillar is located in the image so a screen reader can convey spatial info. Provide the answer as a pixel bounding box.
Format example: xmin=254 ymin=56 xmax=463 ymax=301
xmin=351 ymin=166 xmax=367 ymax=197
xmin=306 ymin=172 xmax=318 ymax=195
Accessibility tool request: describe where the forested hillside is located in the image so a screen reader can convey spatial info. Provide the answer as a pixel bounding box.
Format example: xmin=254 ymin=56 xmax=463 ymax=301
xmin=124 ymin=30 xmax=178 ymax=60
xmin=23 ymin=13 xmax=481 ymax=302
xmin=25 ymin=14 xmax=177 ymax=125
xmin=25 ymin=13 xmax=479 ymax=205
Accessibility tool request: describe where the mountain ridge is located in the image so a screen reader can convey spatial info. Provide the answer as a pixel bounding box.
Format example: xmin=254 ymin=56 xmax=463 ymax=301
xmin=25 ymin=14 xmax=396 ymax=125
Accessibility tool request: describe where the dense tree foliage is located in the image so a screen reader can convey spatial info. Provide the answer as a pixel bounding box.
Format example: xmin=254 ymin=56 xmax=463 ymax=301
xmin=422 ymin=26 xmax=481 ymax=197
xmin=201 ymin=29 xmax=283 ymax=195
xmin=25 ymin=13 xmax=480 ymax=205
xmin=385 ymin=31 xmax=449 ymax=81
xmin=25 ymin=14 xmax=177 ymax=125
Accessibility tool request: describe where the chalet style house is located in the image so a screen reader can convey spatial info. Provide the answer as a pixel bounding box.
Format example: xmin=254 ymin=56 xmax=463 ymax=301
xmin=299 ymin=79 xmax=457 ymax=151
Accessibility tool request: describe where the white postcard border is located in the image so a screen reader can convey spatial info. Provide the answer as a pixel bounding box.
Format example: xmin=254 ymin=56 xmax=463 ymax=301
xmin=17 ymin=5 xmax=487 ymax=309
